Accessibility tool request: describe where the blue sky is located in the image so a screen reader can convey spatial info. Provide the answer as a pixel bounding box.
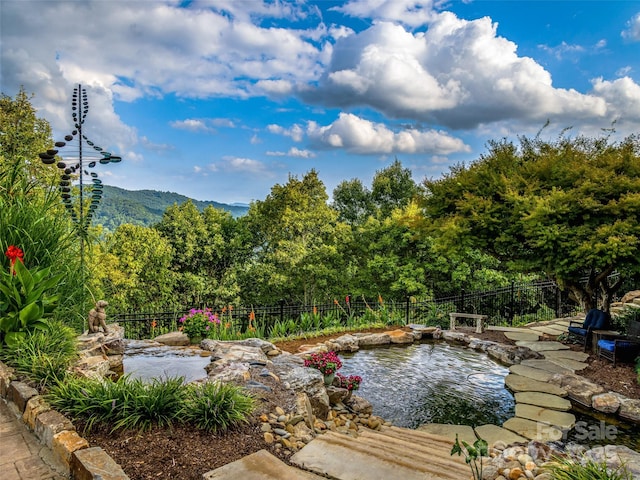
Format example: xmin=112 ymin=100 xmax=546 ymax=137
xmin=2 ymin=1 xmax=639 ymax=205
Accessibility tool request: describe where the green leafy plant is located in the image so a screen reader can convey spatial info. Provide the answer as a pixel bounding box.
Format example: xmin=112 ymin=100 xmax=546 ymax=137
xmin=543 ymin=456 xmax=631 ymax=479
xmin=178 ymin=308 xmax=220 ymax=341
xmin=47 ymin=374 xmax=185 ymax=432
xmin=180 ymin=381 xmax=255 ymax=432
xmin=0 ymin=246 xmax=63 ymax=346
xmin=450 ymin=434 xmax=488 ymax=480
xmin=0 ymin=320 xmax=77 ymax=389
xmin=635 ymin=356 xmax=640 ymax=385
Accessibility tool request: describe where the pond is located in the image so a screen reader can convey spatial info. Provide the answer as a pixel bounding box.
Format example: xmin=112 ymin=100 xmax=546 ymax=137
xmin=339 ymin=341 xmax=515 ymax=428
xmin=122 ymin=340 xmax=210 ymax=383
xmin=121 ymin=338 xmax=640 ymax=449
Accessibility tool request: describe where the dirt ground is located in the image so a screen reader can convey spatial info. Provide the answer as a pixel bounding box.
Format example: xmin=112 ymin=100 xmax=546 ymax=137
xmin=83 ymin=326 xmax=640 ymax=480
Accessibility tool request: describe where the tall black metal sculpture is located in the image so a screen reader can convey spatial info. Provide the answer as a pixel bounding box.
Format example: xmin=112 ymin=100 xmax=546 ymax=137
xmin=38 ymin=84 xmax=122 ymax=323
xmin=38 ymin=83 xmax=121 ymax=235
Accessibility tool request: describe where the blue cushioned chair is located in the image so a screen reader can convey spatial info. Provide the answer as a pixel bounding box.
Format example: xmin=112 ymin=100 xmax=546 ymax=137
xmin=597 ymin=319 xmax=640 ymax=367
xmin=567 ymin=309 xmax=610 ymax=352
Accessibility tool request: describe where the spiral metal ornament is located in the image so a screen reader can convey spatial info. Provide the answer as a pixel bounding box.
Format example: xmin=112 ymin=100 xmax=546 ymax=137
xmin=37 ymin=83 xmax=122 ymax=236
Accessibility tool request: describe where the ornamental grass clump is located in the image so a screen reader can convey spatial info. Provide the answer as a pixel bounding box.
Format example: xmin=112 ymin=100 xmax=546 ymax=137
xmin=304 ymin=351 xmax=343 ymax=375
xmin=543 ymin=456 xmax=631 ymax=479
xmin=47 ymin=374 xmax=184 ymax=432
xmin=179 ymin=308 xmax=220 ymax=341
xmin=180 ymin=381 xmax=255 ymax=433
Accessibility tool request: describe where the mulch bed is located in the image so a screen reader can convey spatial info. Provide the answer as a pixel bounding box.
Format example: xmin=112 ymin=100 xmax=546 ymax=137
xmin=83 ymin=325 xmax=639 ymax=480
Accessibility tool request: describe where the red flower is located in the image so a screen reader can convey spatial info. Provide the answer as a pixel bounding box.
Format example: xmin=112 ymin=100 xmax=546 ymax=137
xmin=5 ymin=245 xmax=24 ymax=274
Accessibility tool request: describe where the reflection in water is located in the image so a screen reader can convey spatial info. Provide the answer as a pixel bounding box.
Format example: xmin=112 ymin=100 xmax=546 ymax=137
xmin=340 ymin=342 xmax=515 ymax=428
xmin=123 ymin=340 xmax=210 ymax=383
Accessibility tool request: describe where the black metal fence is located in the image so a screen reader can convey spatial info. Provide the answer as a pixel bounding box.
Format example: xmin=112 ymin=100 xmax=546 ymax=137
xmin=114 ymin=279 xmax=581 ymax=340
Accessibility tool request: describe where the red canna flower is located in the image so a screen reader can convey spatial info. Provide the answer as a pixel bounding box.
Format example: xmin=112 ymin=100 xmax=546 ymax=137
xmin=5 ymin=245 xmax=24 ymax=275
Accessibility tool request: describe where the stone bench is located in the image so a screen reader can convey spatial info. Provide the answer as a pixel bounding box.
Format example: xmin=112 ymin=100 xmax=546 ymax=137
xmin=449 ymin=312 xmax=487 ymax=334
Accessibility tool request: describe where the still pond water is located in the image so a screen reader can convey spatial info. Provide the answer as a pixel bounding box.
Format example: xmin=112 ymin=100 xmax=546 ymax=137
xmin=122 ymin=339 xmax=639 ymax=448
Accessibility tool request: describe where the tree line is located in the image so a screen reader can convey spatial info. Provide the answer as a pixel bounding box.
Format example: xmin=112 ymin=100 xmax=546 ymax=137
xmin=2 ymin=89 xmax=639 ymax=328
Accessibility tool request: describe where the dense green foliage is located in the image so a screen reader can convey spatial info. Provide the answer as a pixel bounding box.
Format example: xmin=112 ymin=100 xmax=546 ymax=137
xmin=422 ymin=132 xmax=640 ymax=310
xmin=0 ymin=89 xmax=86 ymax=330
xmin=0 ymin=258 xmax=63 ymax=345
xmin=0 ymin=320 xmax=77 ymax=388
xmin=94 ymin=185 xmax=248 ymax=232
xmin=5 ymin=90 xmax=639 ymax=322
xmin=47 ymin=375 xmax=255 ymax=433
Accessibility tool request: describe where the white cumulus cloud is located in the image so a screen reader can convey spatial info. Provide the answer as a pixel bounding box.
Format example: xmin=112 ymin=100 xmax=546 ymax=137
xmin=622 ymin=12 xmax=640 ymax=41
xmin=305 ymin=13 xmax=621 ymax=129
xmin=307 ymin=112 xmax=469 ymax=155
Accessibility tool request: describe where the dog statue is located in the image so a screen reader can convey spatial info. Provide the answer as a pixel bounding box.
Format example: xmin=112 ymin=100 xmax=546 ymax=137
xmin=88 ymin=300 xmax=109 ymax=334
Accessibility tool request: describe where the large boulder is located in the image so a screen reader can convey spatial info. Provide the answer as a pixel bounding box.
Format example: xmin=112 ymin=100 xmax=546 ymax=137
xmin=387 ymin=329 xmax=414 ymax=344
xmin=548 ymin=373 xmax=605 ymax=407
xmin=201 ymin=340 xmax=269 ymax=366
xmin=486 ymin=344 xmax=542 ymax=366
xmin=325 ymin=334 xmax=359 ymax=352
xmin=277 ymin=365 xmax=330 ymax=420
xmin=584 ymin=445 xmax=640 ymax=479
xmin=354 ymin=333 xmax=391 ymax=347
xmin=154 ymin=332 xmax=190 ymax=346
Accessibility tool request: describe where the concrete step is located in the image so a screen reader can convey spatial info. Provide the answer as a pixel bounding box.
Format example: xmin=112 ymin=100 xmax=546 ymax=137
xmin=291 ymin=428 xmax=469 ymax=480
xmin=203 ymin=449 xmax=324 ymax=479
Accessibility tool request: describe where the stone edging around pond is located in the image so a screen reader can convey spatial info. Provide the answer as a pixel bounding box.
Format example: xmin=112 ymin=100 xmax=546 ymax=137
xmin=291 ymin=325 xmax=640 ymax=428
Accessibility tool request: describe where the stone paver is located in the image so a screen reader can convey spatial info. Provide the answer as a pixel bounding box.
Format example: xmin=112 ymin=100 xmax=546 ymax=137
xmin=0 ymin=399 xmax=66 ymax=480
xmin=519 ymin=359 xmax=572 ymax=374
xmin=502 ymin=417 xmax=563 ymax=442
xmin=528 ymin=326 xmax=567 ymax=336
xmin=504 ymin=331 xmax=541 ymax=342
xmin=509 ymin=364 xmax=553 ymax=383
xmin=473 ymin=424 xmax=527 ymax=446
xmin=545 ymin=356 xmax=588 ymax=372
xmin=515 ymin=341 xmax=569 ymax=352
xmin=542 ymin=350 xmax=589 ymax=362
xmin=514 ymin=404 xmax=576 ymax=430
xmin=203 ymin=450 xmax=323 ymax=480
xmin=504 ymin=374 xmax=567 ymax=396
xmin=487 ymin=326 xmax=534 ymax=333
xmin=416 ymin=424 xmax=477 ymax=445
xmin=514 ymin=392 xmax=572 ymax=411
xmin=290 ymin=429 xmax=468 ymax=480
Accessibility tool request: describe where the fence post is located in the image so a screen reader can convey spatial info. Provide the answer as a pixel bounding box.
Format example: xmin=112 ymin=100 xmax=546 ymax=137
xmin=509 ymin=281 xmax=515 ymax=326
xmin=405 ymin=296 xmax=410 ymax=325
xmin=555 ymin=284 xmax=561 ymax=318
xmin=279 ymin=299 xmax=285 ymax=325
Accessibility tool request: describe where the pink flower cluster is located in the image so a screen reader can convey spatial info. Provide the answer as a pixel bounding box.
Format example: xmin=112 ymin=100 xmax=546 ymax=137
xmin=304 ymin=351 xmax=343 ymax=375
xmin=336 ymin=373 xmax=362 ymax=391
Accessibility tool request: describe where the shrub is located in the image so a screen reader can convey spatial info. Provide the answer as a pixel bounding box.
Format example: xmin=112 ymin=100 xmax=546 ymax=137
xmin=0 ymin=320 xmax=77 ymax=389
xmin=47 ymin=374 xmax=185 ymax=432
xmin=179 ymin=308 xmax=220 ymax=341
xmin=544 ymin=457 xmax=631 ymax=479
xmin=180 ymin=381 xmax=255 ymax=432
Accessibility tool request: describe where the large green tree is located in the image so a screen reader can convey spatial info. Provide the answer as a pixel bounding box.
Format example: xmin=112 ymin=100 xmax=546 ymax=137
xmin=242 ymin=170 xmax=349 ymax=304
xmin=422 ymin=132 xmax=640 ymax=311
xmin=154 ymin=201 xmax=245 ymax=307
xmin=90 ymin=224 xmax=175 ymax=312
xmin=371 ymin=159 xmax=418 ymax=218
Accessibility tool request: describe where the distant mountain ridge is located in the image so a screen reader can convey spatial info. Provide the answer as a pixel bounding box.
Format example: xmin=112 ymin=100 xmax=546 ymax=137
xmin=94 ymin=185 xmax=249 ymax=232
